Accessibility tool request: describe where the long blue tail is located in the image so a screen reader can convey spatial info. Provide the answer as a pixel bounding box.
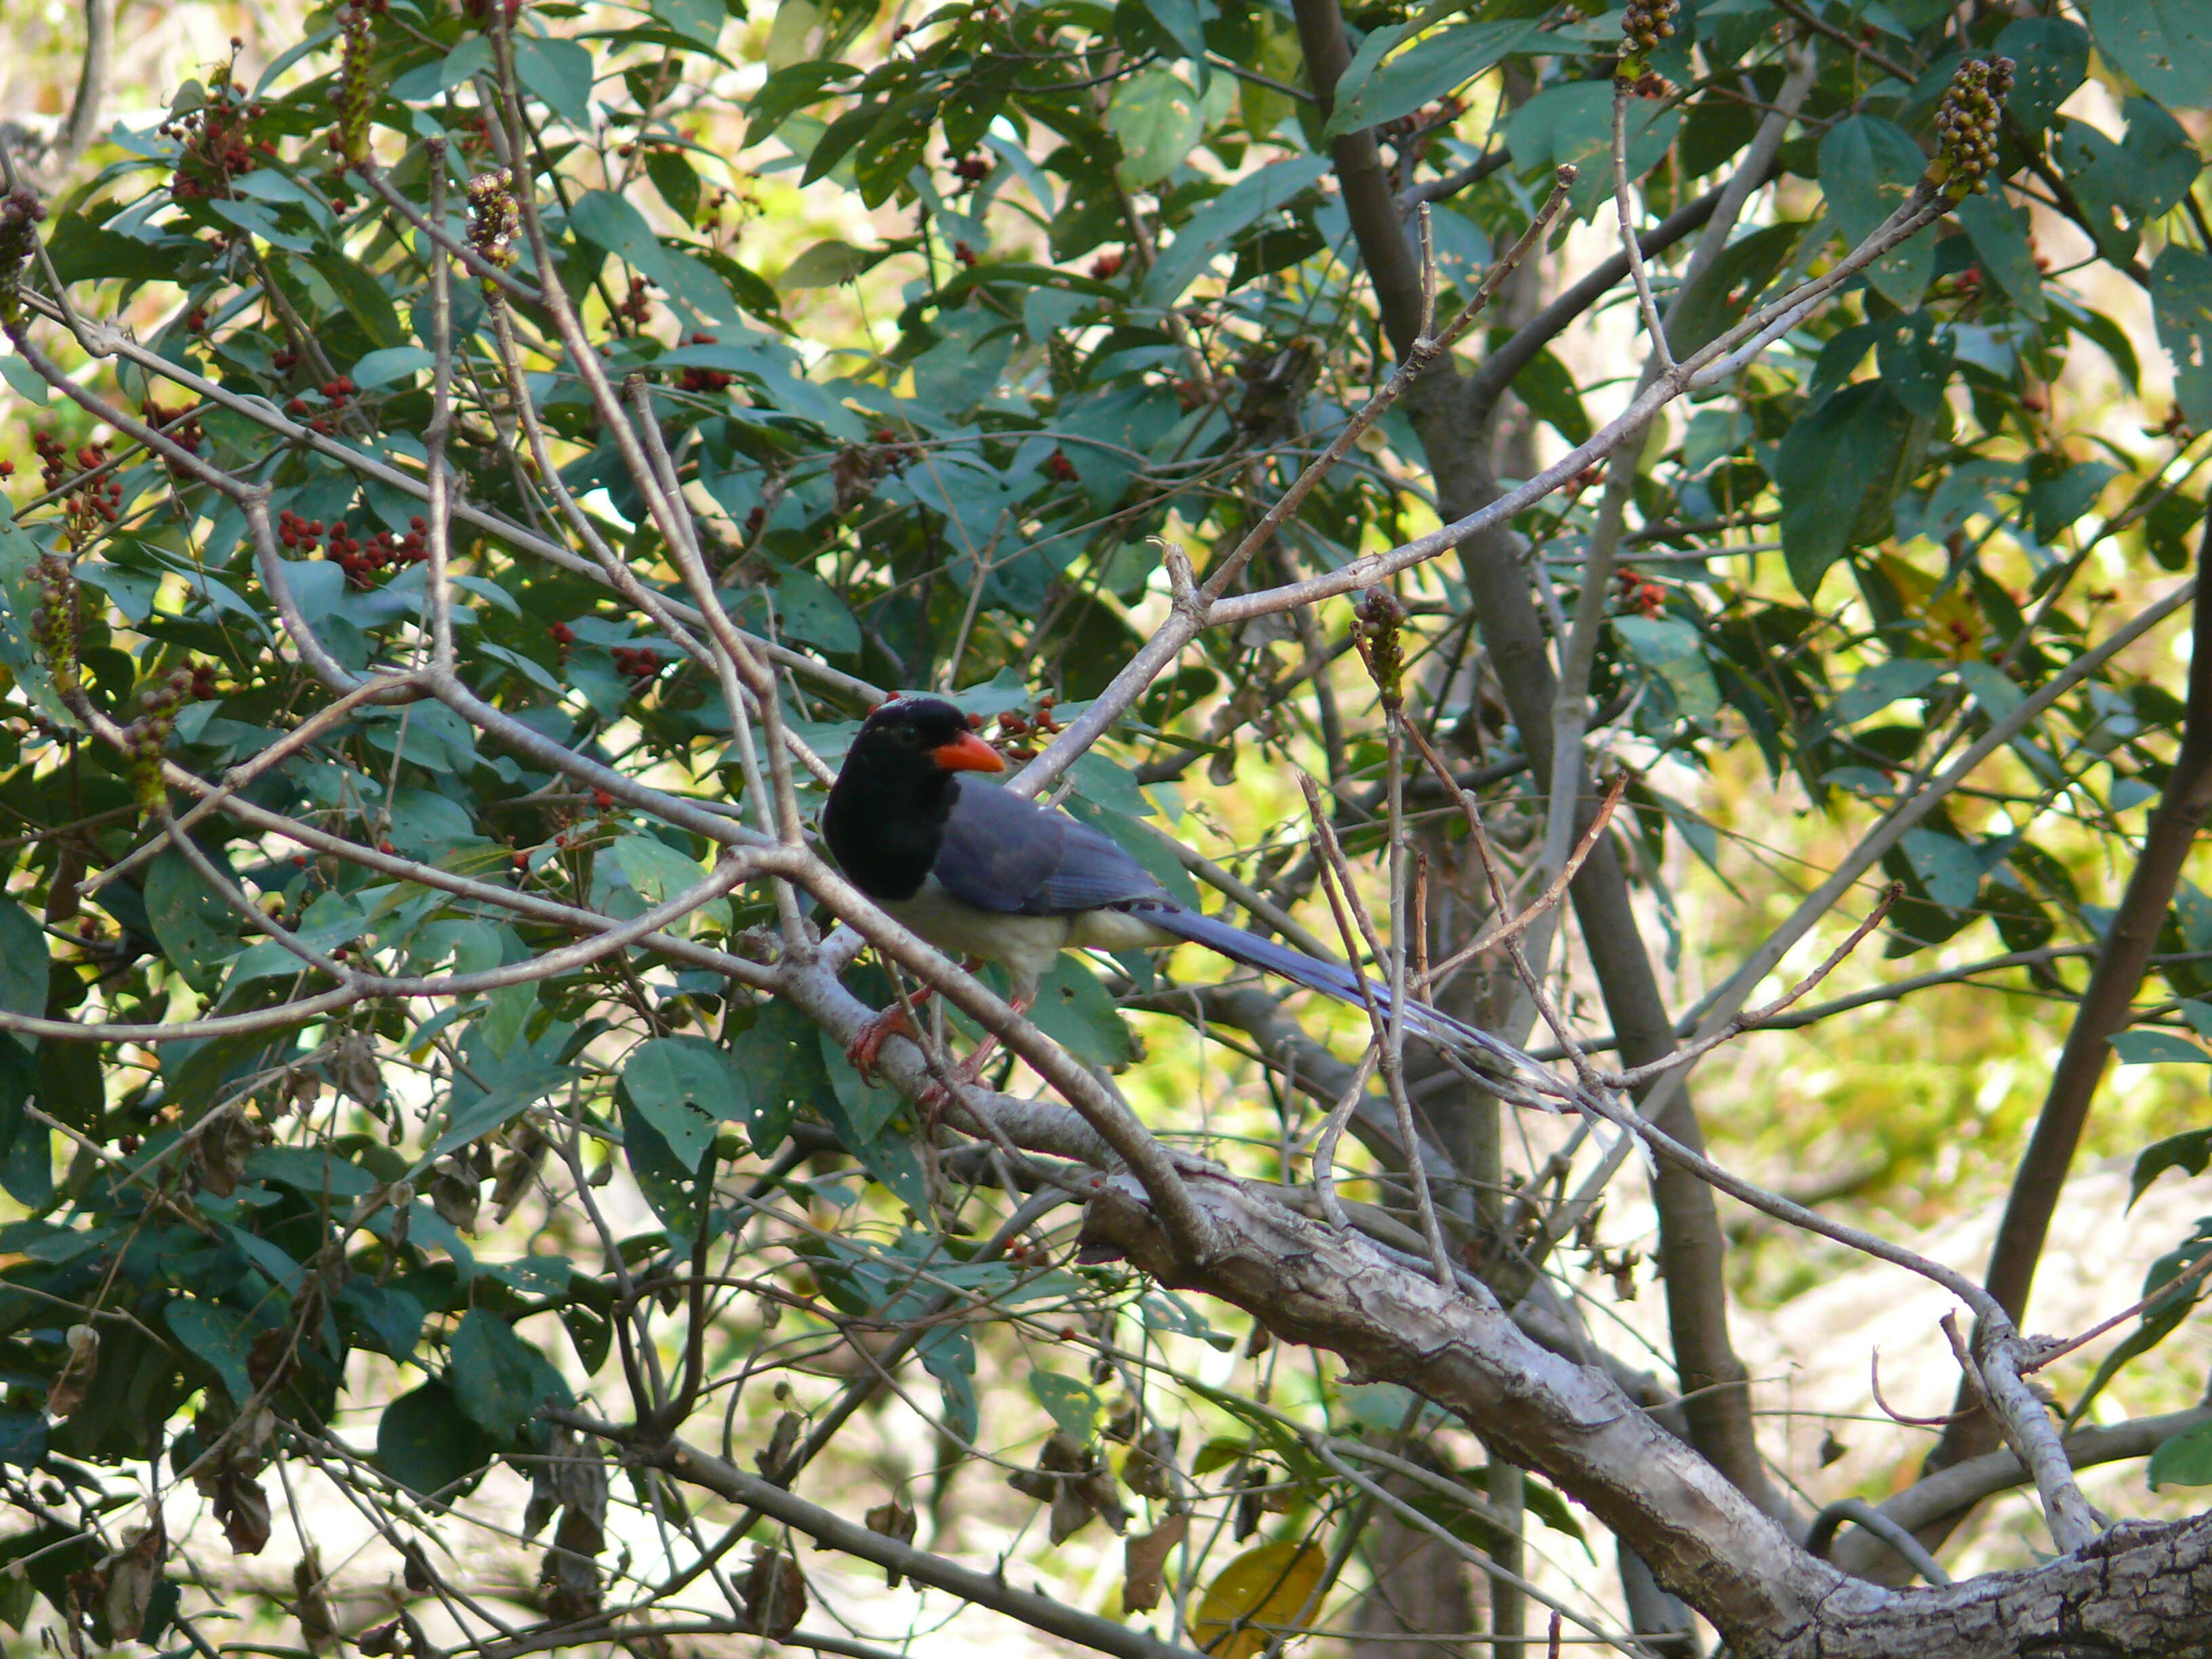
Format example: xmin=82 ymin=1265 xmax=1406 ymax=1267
xmin=1132 ymin=904 xmax=1548 ymax=1080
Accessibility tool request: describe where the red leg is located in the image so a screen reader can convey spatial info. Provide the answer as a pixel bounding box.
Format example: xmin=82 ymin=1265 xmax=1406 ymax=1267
xmin=917 ymin=991 xmax=1031 ymax=1116
xmin=846 ymin=983 xmax=936 ymax=1078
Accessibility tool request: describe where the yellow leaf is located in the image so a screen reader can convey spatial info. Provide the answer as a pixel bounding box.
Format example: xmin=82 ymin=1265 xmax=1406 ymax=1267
xmin=1191 ymin=1539 xmax=1325 ymax=1659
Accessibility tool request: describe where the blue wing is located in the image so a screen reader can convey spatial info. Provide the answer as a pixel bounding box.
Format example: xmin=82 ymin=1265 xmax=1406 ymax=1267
xmin=935 ymin=779 xmax=1167 ymax=916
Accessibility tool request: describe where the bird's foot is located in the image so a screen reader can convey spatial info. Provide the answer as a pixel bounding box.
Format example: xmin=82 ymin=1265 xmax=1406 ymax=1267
xmin=916 ymin=1020 xmax=1015 ymax=1123
xmin=846 ymin=1004 xmax=917 ymax=1079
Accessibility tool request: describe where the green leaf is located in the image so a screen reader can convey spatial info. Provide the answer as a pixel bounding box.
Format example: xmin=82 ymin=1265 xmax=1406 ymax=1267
xmin=1775 ymin=382 xmax=1917 ymax=595
xmin=164 ymin=1298 xmax=259 ymax=1406
xmin=2149 ymin=1418 xmax=2212 ymax=1489
xmin=1031 ymin=1369 xmax=1104 ymax=1446
xmin=726 ymin=1000 xmax=818 ymax=1152
xmin=2025 ymin=456 xmax=2118 ymax=542
xmin=622 ymin=1035 xmax=749 ymax=1170
xmin=776 ymin=237 xmax=878 ymax=290
xmin=1899 ymin=829 xmax=1981 ymax=909
xmin=311 ymin=253 xmax=406 ymax=350
xmin=1029 ymin=956 xmax=1137 ymax=1067
xmin=1995 ymin=16 xmax=2089 ymax=132
xmin=2150 ymin=245 xmax=2212 ymax=432
xmin=350 ymin=346 xmax=434 ymax=390
xmin=1817 ymin=116 xmax=1934 ymax=311
xmin=1141 ymin=158 xmax=1327 ymax=305
xmin=0 ymin=353 xmax=48 ymax=405
xmin=2110 ymin=1029 xmax=2212 ymax=1065
xmin=817 ymin=1026 xmax=902 ymax=1145
xmin=339 ymin=1280 xmax=425 ymax=1362
xmin=423 ymin=1061 xmax=572 ymax=1166
xmin=619 ymin=1084 xmax=711 ymax=1230
xmin=1323 ymin=20 xmax=1534 ymax=140
xmin=646 ymin=147 xmax=703 ymax=226
xmin=245 ymin=1143 xmax=379 ymax=1198
xmin=386 ymin=787 xmax=484 ymax=861
xmin=746 ymin=61 xmax=859 ymax=148
xmin=1614 ymin=615 xmax=1720 ymax=724
xmin=1107 ymin=66 xmax=1204 ymax=189
xmin=1873 ymin=313 xmax=1954 ymax=419
xmin=1504 ymin=83 xmax=1679 ymax=222
xmin=570 ymin=191 xmax=736 ymax=322
xmin=2118 ymin=100 xmax=2201 ymax=226
xmin=2087 ymin=0 xmax=2212 ymax=108
xmin=1136 ymin=0 xmax=1206 ymax=65
xmin=815 ymin=1028 xmax=927 ymax=1210
xmin=2078 ymin=1221 xmax=2212 ymax=1424
xmin=377 ymin=1380 xmax=494 ymax=1500
xmin=1954 ymin=192 xmax=2046 ymax=320
xmin=144 ymin=846 xmax=243 ymax=994
xmin=609 ymin=832 xmax=730 ymax=932
xmin=513 ymin=36 xmax=596 ymax=127
xmin=449 ymin=1308 xmax=571 ymax=1441
xmin=1666 ymin=222 xmax=1800 ymax=358
xmin=2132 ymin=1128 xmax=2212 ymax=1205
xmin=1509 ymin=345 xmax=1593 ymax=444
xmin=44 ymin=218 xmax=201 ymax=285
xmin=0 ymin=903 xmax=47 ymax=1021
xmin=650 ymin=0 xmax=727 ymax=47
xmin=0 ymin=1040 xmax=51 ymax=1208
xmin=920 ymin=1324 xmax=979 ymax=1441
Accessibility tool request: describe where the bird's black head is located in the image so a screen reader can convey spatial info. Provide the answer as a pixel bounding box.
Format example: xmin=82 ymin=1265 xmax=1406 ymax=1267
xmin=822 ymin=697 xmax=1004 ymax=899
xmin=846 ymin=697 xmax=1005 ymax=779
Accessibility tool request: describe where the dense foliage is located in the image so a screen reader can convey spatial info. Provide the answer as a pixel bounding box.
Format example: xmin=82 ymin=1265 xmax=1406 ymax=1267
xmin=0 ymin=0 xmax=2209 ymax=1650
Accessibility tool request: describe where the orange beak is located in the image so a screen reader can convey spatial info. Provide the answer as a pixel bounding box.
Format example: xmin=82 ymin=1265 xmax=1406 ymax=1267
xmin=930 ymin=731 xmax=1006 ymax=773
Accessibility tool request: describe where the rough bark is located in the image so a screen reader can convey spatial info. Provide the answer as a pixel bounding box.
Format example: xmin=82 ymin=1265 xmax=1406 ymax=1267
xmin=1078 ymin=1168 xmax=2212 ymax=1658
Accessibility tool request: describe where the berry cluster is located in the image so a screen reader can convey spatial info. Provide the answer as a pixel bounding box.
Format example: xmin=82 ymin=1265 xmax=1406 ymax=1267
xmin=159 ymin=45 xmax=274 ymax=201
xmin=466 ymin=169 xmax=519 ymax=279
xmin=0 ymin=188 xmax=45 ymax=323
xmin=327 ymin=516 xmax=430 ymax=586
xmin=33 ymin=433 xmax=123 ymax=548
xmin=27 ymin=554 xmax=81 ymax=696
xmin=952 ymin=240 xmax=979 ymax=267
xmin=1044 ymin=449 xmax=1077 ymax=483
xmin=142 ymin=399 xmax=204 ymax=459
xmin=1088 ymin=251 xmax=1123 ymax=281
xmin=284 ymin=375 xmax=359 ymax=436
xmin=327 ymin=3 xmax=381 ymax=167
xmin=1932 ymin=56 xmax=2013 ymax=198
xmin=616 ymin=274 xmax=653 ymax=327
xmin=452 ymin=110 xmax=497 ymax=162
xmin=548 ymin=621 xmax=577 ymax=656
xmin=124 ymin=665 xmax=213 ymax=781
xmin=276 ymin=508 xmax=329 ymax=553
xmin=674 ymin=332 xmax=735 ymax=394
xmin=611 ymin=644 xmax=665 ymax=687
xmin=272 ymin=345 xmax=300 ymax=373
xmin=947 ymin=152 xmax=991 ymax=187
xmin=1353 ymin=588 xmax=1408 ymax=711
xmin=1615 ymin=565 xmax=1664 ymax=619
xmin=991 ymin=696 xmax=1062 ymax=761
xmin=1620 ymin=0 xmax=1677 ymax=57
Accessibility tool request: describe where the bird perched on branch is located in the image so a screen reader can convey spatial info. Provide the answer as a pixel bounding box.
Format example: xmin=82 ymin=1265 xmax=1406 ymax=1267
xmin=821 ymin=695 xmax=1547 ymax=1086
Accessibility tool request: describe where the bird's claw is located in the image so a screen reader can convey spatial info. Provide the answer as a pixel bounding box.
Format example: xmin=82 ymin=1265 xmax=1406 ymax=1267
xmin=844 ymin=1005 xmax=915 ymax=1080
